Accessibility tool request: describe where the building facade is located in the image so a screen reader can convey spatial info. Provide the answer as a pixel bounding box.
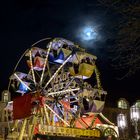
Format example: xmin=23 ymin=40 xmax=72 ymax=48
xmin=103 ymin=98 xmax=140 ymax=140
xmin=0 ymin=90 xmax=12 ymax=139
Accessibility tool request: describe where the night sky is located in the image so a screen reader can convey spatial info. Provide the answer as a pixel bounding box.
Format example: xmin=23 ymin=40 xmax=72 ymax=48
xmin=0 ymin=0 xmax=139 ymax=105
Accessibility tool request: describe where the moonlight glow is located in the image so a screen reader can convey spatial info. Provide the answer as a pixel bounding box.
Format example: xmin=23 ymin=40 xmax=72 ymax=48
xmin=80 ymin=26 xmax=98 ymax=41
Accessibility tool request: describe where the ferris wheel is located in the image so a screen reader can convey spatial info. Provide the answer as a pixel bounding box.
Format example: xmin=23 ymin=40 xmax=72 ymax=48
xmin=8 ymin=37 xmax=109 ymax=139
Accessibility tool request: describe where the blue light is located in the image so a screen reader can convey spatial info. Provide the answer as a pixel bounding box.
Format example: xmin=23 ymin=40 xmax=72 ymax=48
xmin=19 ymin=83 xmax=28 ymax=93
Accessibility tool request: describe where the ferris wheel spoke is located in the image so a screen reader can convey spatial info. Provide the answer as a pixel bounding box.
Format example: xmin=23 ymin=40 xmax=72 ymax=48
xmin=56 ymin=102 xmax=64 ymax=116
xmin=14 ymin=73 xmax=31 ymax=91
xmin=70 ymin=99 xmax=79 ymax=103
xmin=70 ymin=91 xmax=79 ymax=100
xmin=45 ymin=104 xmax=70 ymax=127
xmin=44 ymin=54 xmax=73 ymax=89
xmin=64 ymin=77 xmax=75 ymax=90
xmin=47 ymin=88 xmax=80 ymax=96
xmin=55 ymin=77 xmax=76 ymax=98
xmin=29 ymin=50 xmax=36 ymax=86
xmin=40 ymin=42 xmax=52 ymax=85
xmin=95 ymin=66 xmax=102 ymax=90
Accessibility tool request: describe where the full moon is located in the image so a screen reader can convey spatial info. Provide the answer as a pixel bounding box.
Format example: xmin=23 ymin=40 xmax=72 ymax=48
xmin=80 ymin=26 xmax=98 ymax=41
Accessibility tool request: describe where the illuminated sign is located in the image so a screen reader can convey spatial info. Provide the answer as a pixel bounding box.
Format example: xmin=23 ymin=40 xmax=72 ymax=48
xmin=38 ymin=125 xmax=101 ymax=137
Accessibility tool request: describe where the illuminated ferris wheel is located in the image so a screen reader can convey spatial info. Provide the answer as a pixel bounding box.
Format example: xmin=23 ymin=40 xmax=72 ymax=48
xmin=7 ymin=37 xmax=118 ymax=140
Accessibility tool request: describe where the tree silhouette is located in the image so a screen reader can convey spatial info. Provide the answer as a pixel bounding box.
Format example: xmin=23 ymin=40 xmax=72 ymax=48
xmin=98 ymin=0 xmax=140 ymax=79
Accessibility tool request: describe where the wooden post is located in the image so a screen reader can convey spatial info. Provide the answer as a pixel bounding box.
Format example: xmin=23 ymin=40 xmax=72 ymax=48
xmin=64 ymin=111 xmax=67 ymax=127
xmin=29 ymin=115 xmax=37 ymax=140
xmin=52 ymin=113 xmax=55 ymax=126
xmin=12 ymin=120 xmax=18 ymax=131
xmin=40 ymin=107 xmax=44 ymax=125
xmin=18 ymin=118 xmax=27 ymax=140
xmin=43 ymin=104 xmax=50 ymax=125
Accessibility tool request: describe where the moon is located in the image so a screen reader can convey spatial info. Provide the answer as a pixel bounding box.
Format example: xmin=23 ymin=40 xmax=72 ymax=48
xmin=78 ymin=25 xmax=98 ymax=41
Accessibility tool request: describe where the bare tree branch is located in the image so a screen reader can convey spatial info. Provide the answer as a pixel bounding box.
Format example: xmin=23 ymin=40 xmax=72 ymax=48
xmin=98 ymin=0 xmax=140 ymax=79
